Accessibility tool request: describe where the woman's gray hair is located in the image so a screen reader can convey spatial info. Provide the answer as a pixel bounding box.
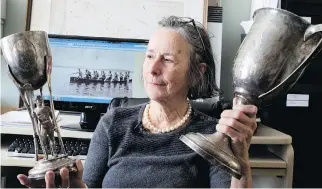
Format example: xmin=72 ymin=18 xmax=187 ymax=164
xmin=158 ymin=16 xmax=223 ymax=100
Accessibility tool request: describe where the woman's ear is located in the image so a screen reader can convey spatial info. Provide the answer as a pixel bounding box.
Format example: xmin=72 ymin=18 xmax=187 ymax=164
xmin=194 ymin=63 xmax=206 ymax=85
xmin=189 ymin=62 xmax=207 ymax=88
xmin=199 ymin=63 xmax=207 ymax=74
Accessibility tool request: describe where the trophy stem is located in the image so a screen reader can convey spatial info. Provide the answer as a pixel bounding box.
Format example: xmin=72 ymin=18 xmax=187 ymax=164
xmin=19 ymin=91 xmax=39 ymax=161
xmin=46 ymin=61 xmax=67 ymax=155
xmin=6 ymin=70 xmax=41 ymax=161
xmin=25 ymin=88 xmax=50 ymax=160
xmin=19 ymin=88 xmax=47 ymax=160
xmin=234 ymin=94 xmax=252 ymax=105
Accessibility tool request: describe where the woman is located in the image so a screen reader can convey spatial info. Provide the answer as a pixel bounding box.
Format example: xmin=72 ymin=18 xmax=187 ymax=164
xmin=18 ymin=16 xmax=257 ymax=188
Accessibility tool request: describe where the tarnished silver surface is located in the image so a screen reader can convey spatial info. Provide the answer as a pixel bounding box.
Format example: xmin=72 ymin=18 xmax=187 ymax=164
xmin=29 ymin=156 xmax=76 ymax=179
xmin=180 ymin=132 xmax=242 ymax=179
xmin=233 ymin=8 xmax=322 ymax=105
xmin=1 ymin=31 xmax=51 ymax=90
xmin=1 ymin=31 xmax=53 ymax=162
xmin=28 ymin=156 xmax=77 ymax=188
xmin=181 ymin=8 xmax=322 ymax=179
xmin=1 ymin=31 xmax=76 ymax=186
xmin=34 ymin=95 xmax=58 ymax=159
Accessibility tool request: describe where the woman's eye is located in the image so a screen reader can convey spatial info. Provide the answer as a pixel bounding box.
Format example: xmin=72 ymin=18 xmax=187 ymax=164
xmin=146 ymin=54 xmax=153 ymax=59
xmin=164 ymin=58 xmax=173 ymax=63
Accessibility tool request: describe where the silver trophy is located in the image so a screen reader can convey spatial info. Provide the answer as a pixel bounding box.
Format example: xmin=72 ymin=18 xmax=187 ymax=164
xmin=1 ymin=31 xmax=77 ymax=187
xmin=180 ymin=8 xmax=322 ymax=179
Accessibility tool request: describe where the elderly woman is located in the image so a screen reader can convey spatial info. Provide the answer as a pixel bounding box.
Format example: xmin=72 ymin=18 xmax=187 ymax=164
xmin=18 ymin=16 xmax=257 ymax=188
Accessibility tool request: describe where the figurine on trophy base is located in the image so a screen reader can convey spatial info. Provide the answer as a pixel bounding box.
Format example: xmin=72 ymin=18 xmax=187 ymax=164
xmin=0 ymin=31 xmax=78 ymax=187
xmin=34 ymin=95 xmax=57 ymax=158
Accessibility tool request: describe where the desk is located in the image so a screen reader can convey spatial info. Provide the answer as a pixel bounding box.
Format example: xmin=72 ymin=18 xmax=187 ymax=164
xmin=0 ymin=113 xmax=294 ymax=188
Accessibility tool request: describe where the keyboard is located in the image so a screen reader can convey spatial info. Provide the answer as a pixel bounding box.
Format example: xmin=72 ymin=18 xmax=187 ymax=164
xmin=6 ymin=135 xmax=90 ymax=160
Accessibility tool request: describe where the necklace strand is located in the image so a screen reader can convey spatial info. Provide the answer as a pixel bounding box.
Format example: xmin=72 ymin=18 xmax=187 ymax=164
xmin=144 ymin=102 xmax=192 ymax=133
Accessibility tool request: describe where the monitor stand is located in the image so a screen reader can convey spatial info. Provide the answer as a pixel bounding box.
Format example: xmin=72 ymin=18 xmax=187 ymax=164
xmin=60 ymin=111 xmax=101 ymax=132
xmin=60 ymin=123 xmax=94 ymax=132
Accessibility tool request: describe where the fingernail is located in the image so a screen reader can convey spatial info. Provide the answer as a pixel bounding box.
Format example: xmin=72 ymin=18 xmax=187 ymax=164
xmin=46 ymin=171 xmax=54 ymax=178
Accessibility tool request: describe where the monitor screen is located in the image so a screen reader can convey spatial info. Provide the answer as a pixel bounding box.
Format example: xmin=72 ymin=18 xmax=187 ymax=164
xmin=39 ymin=35 xmax=148 ymax=104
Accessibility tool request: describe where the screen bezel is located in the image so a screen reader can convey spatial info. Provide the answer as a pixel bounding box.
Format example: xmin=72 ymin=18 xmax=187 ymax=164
xmin=18 ymin=34 xmax=149 ymax=112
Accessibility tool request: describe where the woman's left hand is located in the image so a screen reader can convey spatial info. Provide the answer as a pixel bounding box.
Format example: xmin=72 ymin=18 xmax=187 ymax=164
xmin=216 ymin=98 xmax=258 ymax=172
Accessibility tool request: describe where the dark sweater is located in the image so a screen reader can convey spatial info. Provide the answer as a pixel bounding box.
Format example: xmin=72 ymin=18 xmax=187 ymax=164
xmin=82 ymin=104 xmax=231 ymax=188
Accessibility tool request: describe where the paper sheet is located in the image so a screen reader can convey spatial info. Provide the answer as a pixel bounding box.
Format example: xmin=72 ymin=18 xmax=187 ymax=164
xmin=0 ymin=110 xmax=60 ymax=126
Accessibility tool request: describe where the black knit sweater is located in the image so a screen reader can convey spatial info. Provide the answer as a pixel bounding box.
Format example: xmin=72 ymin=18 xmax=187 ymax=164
xmin=82 ymin=104 xmax=231 ymax=188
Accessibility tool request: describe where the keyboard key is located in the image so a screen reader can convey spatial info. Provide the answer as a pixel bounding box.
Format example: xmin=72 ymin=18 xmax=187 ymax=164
xmin=80 ymin=143 xmax=88 ymax=147
xmin=21 ymin=148 xmax=29 ymax=153
xmin=11 ymin=142 xmax=18 ymax=148
xmin=72 ymin=152 xmax=79 ymax=156
xmin=15 ymin=147 xmax=22 ymax=153
xmin=80 ymin=150 xmax=87 ymax=155
xmin=28 ymin=149 xmax=35 ymax=154
xmin=74 ymin=148 xmax=80 ymax=154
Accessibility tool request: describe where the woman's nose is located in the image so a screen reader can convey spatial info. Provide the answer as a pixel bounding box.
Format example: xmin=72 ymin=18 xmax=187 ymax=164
xmin=149 ymin=57 xmax=162 ymax=75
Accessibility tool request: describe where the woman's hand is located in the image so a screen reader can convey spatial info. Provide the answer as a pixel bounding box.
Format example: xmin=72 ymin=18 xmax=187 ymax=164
xmin=216 ymin=98 xmax=258 ymax=172
xmin=17 ymin=159 xmax=86 ymax=188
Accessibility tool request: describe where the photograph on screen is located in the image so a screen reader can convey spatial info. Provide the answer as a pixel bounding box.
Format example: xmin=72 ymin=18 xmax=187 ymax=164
xmin=39 ymin=37 xmax=147 ymax=104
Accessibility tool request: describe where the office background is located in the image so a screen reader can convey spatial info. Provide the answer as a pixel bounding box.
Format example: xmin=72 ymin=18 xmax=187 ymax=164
xmin=6 ymin=1 xmax=322 ymax=188
xmin=0 ymin=0 xmax=252 ymax=112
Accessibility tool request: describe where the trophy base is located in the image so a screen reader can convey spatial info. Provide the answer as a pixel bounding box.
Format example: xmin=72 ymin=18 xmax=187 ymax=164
xmin=180 ymin=132 xmax=242 ymax=179
xmin=28 ymin=155 xmax=77 ymax=188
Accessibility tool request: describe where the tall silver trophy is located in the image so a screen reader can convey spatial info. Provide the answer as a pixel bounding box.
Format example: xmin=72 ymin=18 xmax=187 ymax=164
xmin=180 ymin=8 xmax=322 ymax=179
xmin=1 ymin=31 xmax=77 ymax=187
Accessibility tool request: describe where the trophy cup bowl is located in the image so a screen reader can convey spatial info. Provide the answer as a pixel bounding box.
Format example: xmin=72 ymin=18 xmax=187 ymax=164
xmin=180 ymin=8 xmax=322 ymax=179
xmin=1 ymin=31 xmax=77 ymax=187
xmin=1 ymin=31 xmax=48 ymax=90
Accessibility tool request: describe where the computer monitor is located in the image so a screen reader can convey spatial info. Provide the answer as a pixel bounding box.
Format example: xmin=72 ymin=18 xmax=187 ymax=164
xmin=32 ymin=35 xmax=148 ymax=115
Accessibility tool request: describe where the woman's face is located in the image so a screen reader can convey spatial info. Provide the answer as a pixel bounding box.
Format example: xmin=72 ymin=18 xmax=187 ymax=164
xmin=143 ymin=28 xmax=190 ymax=102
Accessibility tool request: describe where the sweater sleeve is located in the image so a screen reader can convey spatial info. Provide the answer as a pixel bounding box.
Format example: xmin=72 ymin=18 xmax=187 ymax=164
xmin=82 ymin=114 xmax=110 ymax=188
xmin=209 ymin=163 xmax=231 ymax=188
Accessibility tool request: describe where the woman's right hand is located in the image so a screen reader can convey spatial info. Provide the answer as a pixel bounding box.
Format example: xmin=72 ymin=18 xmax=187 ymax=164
xmin=17 ymin=159 xmax=86 ymax=188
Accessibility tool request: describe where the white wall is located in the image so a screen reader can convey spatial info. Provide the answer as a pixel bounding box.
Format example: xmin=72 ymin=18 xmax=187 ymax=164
xmin=1 ymin=0 xmax=28 ymax=113
xmin=0 ymin=0 xmax=252 ymax=110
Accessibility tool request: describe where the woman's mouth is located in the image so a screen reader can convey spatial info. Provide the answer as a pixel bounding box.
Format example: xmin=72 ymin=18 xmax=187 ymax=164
xmin=149 ymin=82 xmax=166 ymax=86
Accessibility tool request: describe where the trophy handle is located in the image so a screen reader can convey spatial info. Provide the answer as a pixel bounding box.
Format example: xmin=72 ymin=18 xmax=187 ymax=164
xmin=45 ymin=55 xmax=67 ymax=155
xmin=259 ymin=37 xmax=322 ymax=100
xmin=304 ymin=24 xmax=322 ymax=41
